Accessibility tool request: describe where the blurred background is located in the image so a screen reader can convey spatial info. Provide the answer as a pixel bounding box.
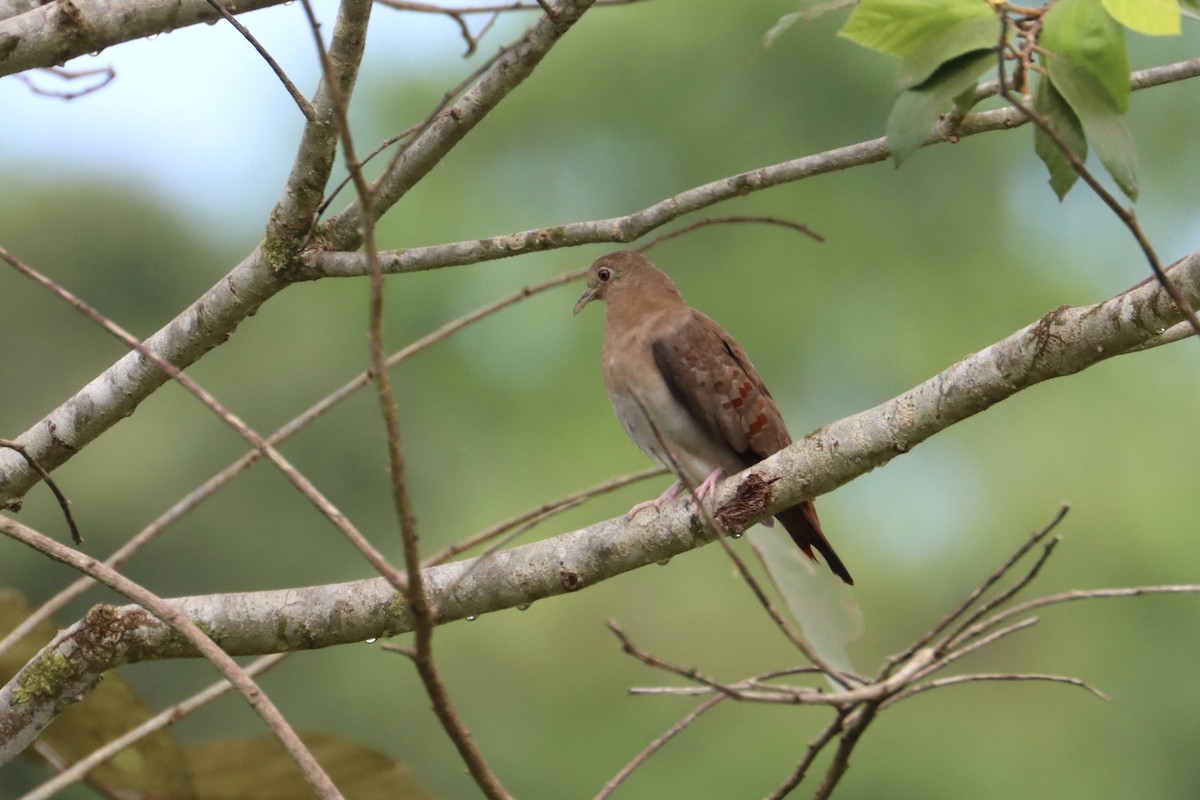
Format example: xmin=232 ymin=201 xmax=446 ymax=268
xmin=1 ymin=1 xmax=1199 ymax=797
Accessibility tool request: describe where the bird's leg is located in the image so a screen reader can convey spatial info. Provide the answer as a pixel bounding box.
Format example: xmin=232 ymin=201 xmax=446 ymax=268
xmin=626 ymin=481 xmax=684 ymax=519
xmin=688 ymin=468 xmax=725 ymax=505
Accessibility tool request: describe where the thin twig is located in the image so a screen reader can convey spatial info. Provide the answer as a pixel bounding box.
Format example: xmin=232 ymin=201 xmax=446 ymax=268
xmin=941 ymin=533 xmax=1061 ymax=652
xmin=637 ymin=215 xmax=824 ymax=253
xmin=971 ymin=583 xmax=1200 ymax=638
xmin=299 ymin=0 xmax=512 ymax=794
xmin=886 ymin=671 xmax=1109 ymax=708
xmin=15 ymin=66 xmax=114 ymax=100
xmin=594 ymin=694 xmax=726 ymax=800
xmin=904 ymin=618 xmax=1042 ymax=694
xmin=606 ymin=621 xmax=755 ymax=699
xmin=306 ymin=30 xmax=512 ymax=242
xmin=765 ymin=710 xmax=850 ymax=800
xmin=0 ymin=439 xmax=81 ymax=544
xmin=885 ymin=504 xmax=1069 ymax=672
xmin=203 ymin=0 xmax=315 ymax=119
xmin=424 ymin=467 xmax=665 ymax=566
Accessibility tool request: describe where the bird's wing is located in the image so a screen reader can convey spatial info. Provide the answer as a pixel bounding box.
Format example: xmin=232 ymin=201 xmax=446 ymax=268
xmin=651 ymin=310 xmax=791 ymax=467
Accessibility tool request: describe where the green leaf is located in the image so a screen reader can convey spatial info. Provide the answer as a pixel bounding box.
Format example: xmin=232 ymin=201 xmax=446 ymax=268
xmin=748 ymin=528 xmax=863 ymax=677
xmin=1033 ymin=74 xmax=1088 ymax=199
xmin=1041 ymin=0 xmax=1131 ymax=112
xmin=839 ymin=0 xmax=994 ymax=58
xmin=0 ymin=590 xmax=195 ymax=800
xmin=886 ymin=50 xmax=996 ymax=166
xmin=1046 ymin=54 xmax=1140 ymax=199
xmin=190 ymin=732 xmax=434 ymax=800
xmin=896 ymin=13 xmax=999 ymax=90
xmin=1101 ymin=0 xmax=1181 ymax=35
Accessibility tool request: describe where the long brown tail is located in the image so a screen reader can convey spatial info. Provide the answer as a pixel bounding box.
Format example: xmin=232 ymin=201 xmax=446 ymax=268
xmin=776 ymin=501 xmax=854 ymax=585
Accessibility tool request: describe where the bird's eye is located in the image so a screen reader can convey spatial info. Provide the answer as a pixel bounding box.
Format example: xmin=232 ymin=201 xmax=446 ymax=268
xmin=596 ymin=266 xmax=613 ymax=282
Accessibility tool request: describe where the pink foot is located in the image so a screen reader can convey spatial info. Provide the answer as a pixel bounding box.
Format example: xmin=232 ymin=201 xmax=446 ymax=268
xmin=690 ymin=468 xmax=724 ymax=504
xmin=626 ymin=481 xmax=684 ymax=519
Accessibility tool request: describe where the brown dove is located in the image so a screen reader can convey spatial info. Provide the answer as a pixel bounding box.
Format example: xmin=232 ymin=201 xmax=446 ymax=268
xmin=574 ymin=250 xmax=853 ymax=585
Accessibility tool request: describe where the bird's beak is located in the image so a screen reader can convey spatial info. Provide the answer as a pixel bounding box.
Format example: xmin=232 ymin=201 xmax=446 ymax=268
xmin=573 ymin=286 xmax=598 ymax=316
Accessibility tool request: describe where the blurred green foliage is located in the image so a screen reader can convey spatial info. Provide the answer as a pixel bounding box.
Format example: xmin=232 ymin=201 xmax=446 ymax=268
xmin=2 ymin=2 xmax=1199 ymax=798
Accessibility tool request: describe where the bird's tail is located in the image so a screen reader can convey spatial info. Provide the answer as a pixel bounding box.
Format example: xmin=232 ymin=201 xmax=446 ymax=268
xmin=776 ymin=501 xmax=854 ymax=585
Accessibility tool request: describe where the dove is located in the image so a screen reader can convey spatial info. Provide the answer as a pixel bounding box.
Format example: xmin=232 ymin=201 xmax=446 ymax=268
xmin=574 ymin=250 xmax=852 ymax=584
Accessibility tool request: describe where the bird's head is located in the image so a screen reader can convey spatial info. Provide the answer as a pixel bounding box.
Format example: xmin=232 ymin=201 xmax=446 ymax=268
xmin=573 ymin=250 xmax=681 ymax=316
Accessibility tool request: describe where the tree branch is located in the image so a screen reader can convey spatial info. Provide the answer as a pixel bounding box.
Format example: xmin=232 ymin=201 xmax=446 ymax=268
xmin=0 ymin=0 xmax=289 ymax=78
xmin=299 ymin=58 xmax=1200 ymax=278
xmin=1 ymin=249 xmax=1193 ymax=742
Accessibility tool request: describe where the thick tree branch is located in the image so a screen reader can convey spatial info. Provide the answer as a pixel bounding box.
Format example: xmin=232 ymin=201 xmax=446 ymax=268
xmin=0 ymin=0 xmax=287 ymax=77
xmin=1 ymin=249 xmax=1193 ymax=749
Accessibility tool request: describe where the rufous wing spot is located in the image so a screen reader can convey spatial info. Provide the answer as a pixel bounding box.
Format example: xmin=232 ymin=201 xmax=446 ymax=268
xmin=747 ymin=413 xmax=769 ymax=437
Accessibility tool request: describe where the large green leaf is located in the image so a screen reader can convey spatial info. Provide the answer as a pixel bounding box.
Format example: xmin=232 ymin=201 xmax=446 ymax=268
xmin=1041 ymin=0 xmax=1131 ymax=112
xmin=748 ymin=528 xmax=863 ymax=677
xmin=1033 ymin=74 xmax=1089 ymax=200
xmin=0 ymin=590 xmax=195 ymax=799
xmin=1046 ymin=54 xmax=1140 ymax=199
xmin=1101 ymin=0 xmax=1181 ymax=35
xmin=839 ymin=0 xmax=994 ymax=58
xmin=886 ymin=50 xmax=996 ymax=166
xmin=895 ymin=13 xmax=999 ymax=90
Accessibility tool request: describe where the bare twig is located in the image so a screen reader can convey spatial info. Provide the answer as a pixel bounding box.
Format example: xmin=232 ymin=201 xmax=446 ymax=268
xmin=765 ymin=711 xmax=850 ymax=800
xmin=886 ymin=504 xmax=1069 ymax=672
xmin=312 ymin=43 xmax=511 ymax=223
xmin=607 ymin=504 xmax=1199 ymax=797
xmin=972 ymin=583 xmax=1200 ymax=637
xmin=887 ymin=671 xmax=1109 ymax=707
xmin=202 ymin=0 xmax=314 ymax=118
xmin=941 ymin=535 xmax=1061 ymax=652
xmin=300 ymin=0 xmax=511 ymax=793
xmin=607 ymin=620 xmax=756 ymax=700
xmin=14 ymin=66 xmax=114 ymax=100
xmin=594 ymin=694 xmax=726 ymax=800
xmin=0 ymin=439 xmax=81 ymax=544
xmin=637 ymin=215 xmax=824 ymax=253
xmin=423 ymin=467 xmax=665 ymax=567
xmin=811 ymin=700 xmax=880 ymax=800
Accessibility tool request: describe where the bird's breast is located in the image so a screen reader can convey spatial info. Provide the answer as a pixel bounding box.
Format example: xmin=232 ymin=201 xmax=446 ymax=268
xmin=602 ymin=335 xmax=743 ymax=484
